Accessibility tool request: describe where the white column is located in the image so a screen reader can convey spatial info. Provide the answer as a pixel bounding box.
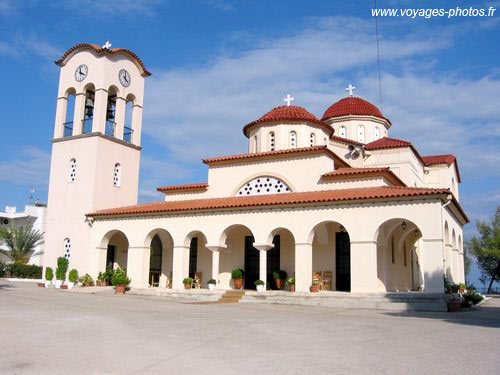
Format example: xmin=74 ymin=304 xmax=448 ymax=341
xmin=295 ymin=242 xmax=312 ymax=292
xmin=127 ymin=246 xmax=150 ymax=289
xmin=72 ymin=93 xmax=86 ymax=136
xmin=53 ymin=97 xmax=67 ymax=138
xmin=206 ymin=245 xmax=224 ymax=288
xmin=115 ymin=96 xmax=126 ymax=140
xmin=172 ymin=245 xmax=190 ymax=289
xmin=92 ymin=246 xmax=108 ymax=278
xmin=444 ymin=243 xmax=453 ymax=279
xmin=254 ymin=243 xmax=272 ymax=289
xmin=92 ymin=88 xmax=108 ymax=134
xmin=132 ymin=104 xmax=143 ymax=146
xmin=350 ymin=240 xmax=381 ymax=293
xmin=421 ymin=238 xmax=445 ymax=293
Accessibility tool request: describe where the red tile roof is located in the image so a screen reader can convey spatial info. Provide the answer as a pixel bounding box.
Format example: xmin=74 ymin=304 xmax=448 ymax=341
xmin=364 ymin=137 xmax=412 ymax=150
xmin=55 ymin=43 xmax=151 ymax=77
xmin=87 ymin=186 xmax=462 ymax=219
xmin=322 ymin=167 xmax=406 ymax=186
xmin=329 ymin=134 xmax=364 ymax=146
xmin=422 ymin=154 xmax=461 ymax=182
xmin=322 ymin=97 xmax=389 ymax=124
xmin=243 ymin=106 xmax=333 ymax=136
xmin=157 ymin=183 xmax=208 ymax=193
xmin=202 ymin=145 xmax=350 ymax=168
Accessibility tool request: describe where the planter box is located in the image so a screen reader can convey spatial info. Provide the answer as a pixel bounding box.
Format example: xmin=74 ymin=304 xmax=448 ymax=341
xmin=115 ymin=285 xmax=126 ymax=294
xmin=447 ymin=301 xmax=461 ymax=312
xmin=61 ymin=284 xmax=68 ymax=289
xmin=37 ymin=283 xmax=45 ymax=288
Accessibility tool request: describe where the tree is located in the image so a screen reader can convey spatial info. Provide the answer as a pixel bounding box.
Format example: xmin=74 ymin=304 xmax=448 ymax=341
xmin=0 ymin=225 xmax=44 ymax=264
xmin=466 ymin=206 xmax=500 ymax=294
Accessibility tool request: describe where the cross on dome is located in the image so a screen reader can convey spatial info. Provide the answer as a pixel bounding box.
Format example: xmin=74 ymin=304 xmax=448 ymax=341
xmin=283 ymin=94 xmax=294 ymax=106
xmin=102 ymin=40 xmax=112 ymax=49
xmin=345 ymin=83 xmax=356 ymax=96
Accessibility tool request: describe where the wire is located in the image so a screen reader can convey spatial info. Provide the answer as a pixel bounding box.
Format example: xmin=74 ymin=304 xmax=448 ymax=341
xmin=374 ymin=0 xmax=383 ymax=110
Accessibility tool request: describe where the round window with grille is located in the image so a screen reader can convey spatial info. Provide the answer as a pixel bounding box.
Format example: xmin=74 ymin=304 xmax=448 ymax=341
xmin=237 ymin=176 xmax=291 ymax=196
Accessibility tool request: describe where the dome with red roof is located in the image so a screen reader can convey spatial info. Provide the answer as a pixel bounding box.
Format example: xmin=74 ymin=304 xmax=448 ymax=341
xmin=243 ymin=105 xmax=333 ymax=136
xmin=322 ymin=97 xmax=389 ymax=123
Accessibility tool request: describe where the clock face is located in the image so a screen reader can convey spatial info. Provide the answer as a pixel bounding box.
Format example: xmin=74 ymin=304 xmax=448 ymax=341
xmin=74 ymin=64 xmax=88 ymax=82
xmin=119 ymin=69 xmax=131 ymax=87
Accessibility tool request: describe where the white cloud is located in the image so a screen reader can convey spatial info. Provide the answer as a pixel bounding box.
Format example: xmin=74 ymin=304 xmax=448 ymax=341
xmin=61 ymin=0 xmax=165 ymax=16
xmin=0 ymin=147 xmax=50 ymax=187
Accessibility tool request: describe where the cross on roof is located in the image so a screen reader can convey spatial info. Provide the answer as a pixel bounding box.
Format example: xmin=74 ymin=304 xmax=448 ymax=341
xmin=346 ymin=83 xmax=356 ymax=96
xmin=102 ymin=40 xmax=112 ymax=49
xmin=283 ymin=94 xmax=294 ymax=106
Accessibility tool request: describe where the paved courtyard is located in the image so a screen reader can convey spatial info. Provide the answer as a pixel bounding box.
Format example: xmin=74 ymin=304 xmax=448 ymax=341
xmin=0 ymin=281 xmax=499 ymax=375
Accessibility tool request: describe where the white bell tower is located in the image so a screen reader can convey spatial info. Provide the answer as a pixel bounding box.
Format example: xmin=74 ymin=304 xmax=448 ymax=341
xmin=44 ymin=42 xmax=150 ymax=275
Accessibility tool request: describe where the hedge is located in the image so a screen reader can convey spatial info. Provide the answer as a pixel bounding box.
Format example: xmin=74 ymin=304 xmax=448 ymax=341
xmin=0 ymin=262 xmax=43 ymax=279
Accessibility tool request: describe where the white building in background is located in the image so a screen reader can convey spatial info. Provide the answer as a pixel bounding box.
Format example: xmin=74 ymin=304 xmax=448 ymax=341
xmin=42 ymin=42 xmax=467 ymax=294
xmin=0 ymin=204 xmax=47 ymax=265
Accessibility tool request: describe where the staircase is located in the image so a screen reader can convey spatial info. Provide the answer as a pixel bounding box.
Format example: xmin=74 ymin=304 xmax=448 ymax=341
xmin=219 ymin=289 xmax=245 ymax=303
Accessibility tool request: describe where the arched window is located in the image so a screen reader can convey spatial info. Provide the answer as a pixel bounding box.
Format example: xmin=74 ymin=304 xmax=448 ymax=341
xmin=289 ymin=131 xmax=297 ymax=149
xmin=63 ymin=88 xmax=76 ymax=137
xmin=113 ymin=163 xmax=121 ymax=187
xmin=268 ymin=132 xmax=275 ymax=151
xmin=374 ymin=127 xmax=380 ymax=140
xmin=237 ymin=176 xmax=291 ymax=196
xmin=83 ymin=85 xmax=95 ymax=134
xmin=64 ymin=238 xmax=71 ymax=259
xmin=310 ymin=133 xmax=316 ymax=146
xmin=105 ymin=86 xmax=118 ymax=137
xmin=69 ymin=159 xmax=76 ymax=183
xmin=339 ymin=126 xmax=346 ymax=138
xmin=357 ymin=125 xmax=365 ymax=143
xmin=253 ymin=135 xmax=258 ymax=153
xmin=124 ymin=95 xmax=134 ymax=143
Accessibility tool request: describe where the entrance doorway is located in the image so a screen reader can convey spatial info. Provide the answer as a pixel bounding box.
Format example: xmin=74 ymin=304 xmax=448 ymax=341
xmin=336 ymin=232 xmax=350 ymax=291
xmin=189 ymin=237 xmax=198 ymax=278
xmin=106 ymin=245 xmax=115 ymax=269
xmin=149 ymin=235 xmax=162 ymax=287
xmin=244 ymin=235 xmax=280 ymax=290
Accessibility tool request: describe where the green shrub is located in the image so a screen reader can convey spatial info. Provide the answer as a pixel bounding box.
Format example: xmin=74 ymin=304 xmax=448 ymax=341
xmin=254 ymin=280 xmax=265 ymax=286
xmin=68 ymin=269 xmax=78 ymax=283
xmin=104 ymin=267 xmax=115 ymax=282
xmin=111 ymin=267 xmax=130 ymax=287
xmin=272 ymin=270 xmax=287 ymax=280
xmin=5 ymin=263 xmax=42 ymax=279
xmin=463 ymin=290 xmax=483 ymax=305
xmin=207 ymin=278 xmax=216 ymax=285
xmin=45 ymin=267 xmax=54 ymax=281
xmin=286 ymin=277 xmax=295 ymax=286
xmin=79 ymin=274 xmax=95 ymax=286
xmin=458 ymin=282 xmax=466 ymax=289
xmin=231 ymin=268 xmax=244 ymax=280
xmin=55 ymin=256 xmax=69 ymax=281
xmin=0 ymin=261 xmax=7 ymax=277
xmin=97 ymin=272 xmax=105 ymax=282
xmin=183 ymin=277 xmax=193 ymax=284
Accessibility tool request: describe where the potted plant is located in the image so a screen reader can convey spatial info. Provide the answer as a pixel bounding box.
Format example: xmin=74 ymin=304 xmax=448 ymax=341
xmin=68 ymin=269 xmax=78 ymax=289
xmin=55 ymin=256 xmax=68 ymax=288
xmin=310 ymin=279 xmax=320 ymax=293
xmin=183 ymin=277 xmax=193 ymax=289
xmin=44 ymin=267 xmax=54 ymax=288
xmin=112 ymin=267 xmax=130 ymax=294
xmin=96 ymin=272 xmax=105 ymax=286
xmin=458 ymin=282 xmax=466 ymax=294
xmin=447 ymin=293 xmax=462 ymax=312
xmin=451 ymin=283 xmax=459 ymax=293
xmin=272 ymin=270 xmax=287 ymax=289
xmin=254 ymin=279 xmax=265 ymax=292
xmin=104 ymin=267 xmax=115 ymax=286
xmin=231 ymin=268 xmax=244 ymax=289
xmin=207 ymin=278 xmax=217 ymax=291
xmin=443 ymin=276 xmax=452 ymax=293
xmin=287 ymin=277 xmax=295 ymax=292
xmin=79 ymin=274 xmax=95 ymax=287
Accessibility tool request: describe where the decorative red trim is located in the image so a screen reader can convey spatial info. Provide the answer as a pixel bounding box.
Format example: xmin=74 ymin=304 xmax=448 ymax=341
xmin=322 ymin=167 xmax=406 ymax=187
xmin=157 ymin=183 xmax=208 ymax=193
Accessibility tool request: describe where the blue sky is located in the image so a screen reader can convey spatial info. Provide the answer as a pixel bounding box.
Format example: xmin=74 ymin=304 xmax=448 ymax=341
xmin=0 ymin=0 xmax=499 ymax=286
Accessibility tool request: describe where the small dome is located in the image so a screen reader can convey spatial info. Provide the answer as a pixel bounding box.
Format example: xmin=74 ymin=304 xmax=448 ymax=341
xmin=243 ymin=105 xmax=333 ymax=136
xmin=322 ymin=97 xmax=387 ymax=122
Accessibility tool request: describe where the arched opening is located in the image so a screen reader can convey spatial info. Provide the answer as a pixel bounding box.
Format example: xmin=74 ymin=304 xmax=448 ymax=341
xmin=113 ymin=163 xmax=121 ymax=187
xmin=268 ymin=131 xmax=275 ymax=151
xmin=309 ymin=221 xmax=351 ymax=292
xmin=219 ymin=224 xmax=253 ymax=289
xmin=82 ymin=84 xmax=95 ymax=134
xmin=68 ymin=158 xmax=76 ymax=182
xmin=452 ymin=229 xmax=457 ymax=283
xmin=289 ymin=131 xmax=297 ymax=149
xmin=264 ymin=227 xmax=295 ymax=290
xmin=124 ymin=94 xmax=135 ymax=143
xmin=236 ymin=175 xmax=291 ymax=196
xmin=310 ymin=132 xmax=316 ymax=146
xmin=63 ymin=238 xmax=71 ymax=260
xmin=374 ymin=126 xmax=380 ymax=140
xmin=339 ymin=126 xmax=346 ymax=138
xmin=357 ymin=125 xmax=365 ymax=143
xmin=105 ymin=86 xmax=118 ymax=137
xmin=444 ymin=221 xmax=451 ymax=279
xmin=184 ymin=231 xmax=210 ymax=288
xmin=63 ymin=88 xmax=76 ymax=137
xmin=375 ymin=219 xmax=423 ymax=292
xmin=145 ymin=229 xmax=173 ymax=288
xmin=252 ymin=135 xmax=258 ymax=153
xmin=100 ymin=230 xmax=129 ymax=272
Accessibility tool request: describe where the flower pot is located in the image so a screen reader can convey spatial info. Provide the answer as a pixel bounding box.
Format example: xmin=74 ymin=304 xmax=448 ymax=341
xmin=55 ymin=280 xmax=63 ymax=289
xmin=310 ymin=285 xmax=319 ymax=293
xmin=115 ymin=285 xmax=126 ymax=294
xmin=68 ymin=282 xmax=75 ymax=289
xmin=447 ymin=301 xmax=461 ymax=312
xmin=289 ymin=285 xmax=295 ymax=292
xmin=275 ymin=279 xmax=283 ymax=290
xmin=37 ymin=282 xmax=45 ymax=288
xmin=459 ymin=288 xmax=465 ymax=294
xmin=208 ymin=283 xmax=216 ymax=291
xmin=184 ymin=283 xmax=192 ymax=290
xmin=61 ymin=284 xmax=68 ymax=289
xmin=44 ymin=280 xmax=52 ymax=288
xmin=451 ymin=285 xmax=459 ymax=293
xmin=256 ymin=284 xmax=265 ymax=292
xmin=233 ymin=278 xmax=243 ymax=289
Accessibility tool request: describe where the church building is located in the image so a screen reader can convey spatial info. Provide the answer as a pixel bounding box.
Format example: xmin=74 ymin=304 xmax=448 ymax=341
xmin=43 ymin=43 xmax=468 ymax=294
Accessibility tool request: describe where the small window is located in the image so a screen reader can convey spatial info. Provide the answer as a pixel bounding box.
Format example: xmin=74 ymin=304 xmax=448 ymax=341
xmin=69 ymin=159 xmax=76 ymax=182
xmin=310 ymin=133 xmax=316 ymax=146
xmin=339 ymin=126 xmax=346 ymax=138
xmin=64 ymin=238 xmax=71 ymax=259
xmin=375 ymin=127 xmax=380 ymax=140
xmin=289 ymin=131 xmax=297 ymax=149
xmin=269 ymin=132 xmax=275 ymax=151
xmin=358 ymin=125 xmax=365 ymax=143
xmin=253 ymin=135 xmax=258 ymax=153
xmin=113 ymin=163 xmax=121 ymax=187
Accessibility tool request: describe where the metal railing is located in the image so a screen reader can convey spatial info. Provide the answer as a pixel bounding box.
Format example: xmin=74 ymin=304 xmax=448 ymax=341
xmin=63 ymin=122 xmax=73 ymax=137
xmin=62 ymin=119 xmax=132 ymax=143
xmin=124 ymin=126 xmax=134 ymax=143
xmin=105 ymin=120 xmax=116 ymax=137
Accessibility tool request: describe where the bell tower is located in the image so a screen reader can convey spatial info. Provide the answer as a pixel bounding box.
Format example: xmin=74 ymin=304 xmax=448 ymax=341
xmin=44 ymin=42 xmax=151 ymax=275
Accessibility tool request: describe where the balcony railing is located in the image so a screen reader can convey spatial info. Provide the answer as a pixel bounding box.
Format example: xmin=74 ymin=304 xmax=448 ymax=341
xmin=105 ymin=120 xmax=116 ymax=137
xmin=124 ymin=126 xmax=134 ymax=143
xmin=63 ymin=122 xmax=73 ymax=137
